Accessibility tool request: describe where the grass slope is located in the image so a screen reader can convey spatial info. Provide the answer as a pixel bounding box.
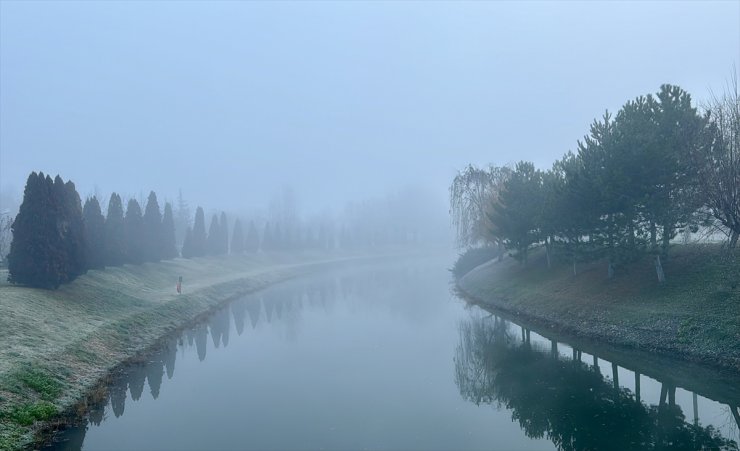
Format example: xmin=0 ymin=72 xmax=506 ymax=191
xmin=457 ymin=244 xmax=740 ymax=373
xmin=0 ymin=250 xmax=387 ymax=450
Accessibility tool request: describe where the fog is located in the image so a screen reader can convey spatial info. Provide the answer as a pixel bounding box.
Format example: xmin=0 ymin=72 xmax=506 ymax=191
xmin=1 ymin=1 xmax=738 ymax=230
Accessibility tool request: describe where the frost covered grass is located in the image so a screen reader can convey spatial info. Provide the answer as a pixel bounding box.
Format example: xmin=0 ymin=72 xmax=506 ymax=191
xmin=457 ymin=243 xmax=740 ymax=373
xmin=0 ymin=250 xmax=393 ymax=450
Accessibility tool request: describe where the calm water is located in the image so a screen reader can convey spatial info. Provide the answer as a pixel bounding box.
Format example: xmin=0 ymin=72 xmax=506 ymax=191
xmin=47 ymin=256 xmax=740 ymax=450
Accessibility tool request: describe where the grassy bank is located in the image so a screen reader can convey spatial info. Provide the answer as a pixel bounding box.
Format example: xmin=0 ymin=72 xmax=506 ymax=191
xmin=0 ymin=250 xmax=398 ymax=450
xmin=457 ymin=244 xmax=740 ymax=374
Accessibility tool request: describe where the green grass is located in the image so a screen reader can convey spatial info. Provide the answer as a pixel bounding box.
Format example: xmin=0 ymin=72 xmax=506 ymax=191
xmin=457 ymin=244 xmax=740 ymax=372
xmin=0 ymin=249 xmax=411 ymax=451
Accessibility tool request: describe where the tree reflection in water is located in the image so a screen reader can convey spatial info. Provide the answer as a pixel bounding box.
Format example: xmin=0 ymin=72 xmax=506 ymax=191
xmin=454 ymin=315 xmax=739 ymax=450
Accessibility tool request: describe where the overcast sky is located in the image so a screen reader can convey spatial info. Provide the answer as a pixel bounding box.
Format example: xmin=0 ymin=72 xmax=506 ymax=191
xmin=1 ymin=1 xmax=738 ymax=216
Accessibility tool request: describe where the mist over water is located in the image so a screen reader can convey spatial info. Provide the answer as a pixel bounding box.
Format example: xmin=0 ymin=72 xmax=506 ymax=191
xmin=45 ymin=256 xmax=740 ymax=451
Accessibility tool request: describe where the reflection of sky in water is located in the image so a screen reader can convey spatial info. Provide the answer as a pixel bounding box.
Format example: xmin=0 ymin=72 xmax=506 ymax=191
xmin=47 ymin=257 xmax=739 ymax=450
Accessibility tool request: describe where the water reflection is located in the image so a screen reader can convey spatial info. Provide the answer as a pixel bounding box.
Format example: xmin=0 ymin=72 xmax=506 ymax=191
xmin=44 ymin=263 xmax=740 ymax=451
xmin=455 ymin=314 xmax=740 ymax=450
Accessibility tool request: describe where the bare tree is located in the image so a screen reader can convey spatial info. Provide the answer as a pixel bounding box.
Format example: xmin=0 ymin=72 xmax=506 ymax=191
xmin=701 ymin=72 xmax=740 ymax=247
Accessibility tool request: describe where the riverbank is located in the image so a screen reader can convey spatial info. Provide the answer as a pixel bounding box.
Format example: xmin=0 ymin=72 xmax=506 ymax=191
xmin=456 ymin=244 xmax=740 ymax=374
xmin=0 ymin=250 xmax=410 ymax=450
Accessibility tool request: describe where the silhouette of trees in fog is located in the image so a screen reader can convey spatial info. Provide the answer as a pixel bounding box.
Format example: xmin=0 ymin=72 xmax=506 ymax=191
xmin=453 ymin=83 xmax=740 ymax=281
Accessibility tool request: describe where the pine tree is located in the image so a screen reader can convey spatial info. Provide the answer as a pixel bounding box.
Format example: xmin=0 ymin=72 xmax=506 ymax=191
xmin=219 ymin=212 xmax=229 ymax=254
xmin=104 ymin=193 xmax=126 ymax=266
xmin=246 ymin=220 xmax=259 ymax=252
xmin=231 ymin=219 xmax=244 ymax=254
xmin=143 ymin=191 xmax=163 ymax=262
xmin=191 ymin=207 xmax=207 ymax=257
xmin=8 ymin=172 xmax=62 ymax=288
xmin=83 ymin=196 xmax=106 ymax=269
xmin=207 ymin=214 xmax=220 ymax=255
xmin=124 ymin=199 xmax=145 ymax=264
xmin=161 ymin=202 xmax=177 ymax=259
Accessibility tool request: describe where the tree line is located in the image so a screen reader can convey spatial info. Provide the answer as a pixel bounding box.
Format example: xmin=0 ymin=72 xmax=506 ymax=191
xmin=7 ymin=172 xmax=179 ymax=288
xmin=450 ymin=82 xmax=740 ymax=282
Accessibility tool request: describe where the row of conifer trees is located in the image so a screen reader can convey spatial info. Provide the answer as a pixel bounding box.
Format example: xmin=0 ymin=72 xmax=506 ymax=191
xmin=7 ymin=172 xmax=180 ymax=288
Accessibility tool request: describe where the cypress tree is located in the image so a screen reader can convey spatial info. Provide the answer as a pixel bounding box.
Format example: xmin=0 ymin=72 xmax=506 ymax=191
xmin=83 ymin=196 xmax=106 ymax=269
xmin=62 ymin=180 xmax=87 ymax=280
xmin=231 ymin=219 xmax=244 ymax=254
xmin=7 ymin=172 xmax=61 ymax=288
xmin=245 ymin=220 xmax=259 ymax=253
xmin=143 ymin=191 xmax=163 ymax=262
xmin=191 ymin=207 xmax=207 ymax=257
xmin=161 ymin=202 xmax=177 ymax=259
xmin=219 ymin=212 xmax=229 ymax=255
xmin=104 ymin=193 xmax=126 ymax=266
xmin=124 ymin=199 xmax=145 ymax=264
xmin=207 ymin=214 xmax=220 ymax=255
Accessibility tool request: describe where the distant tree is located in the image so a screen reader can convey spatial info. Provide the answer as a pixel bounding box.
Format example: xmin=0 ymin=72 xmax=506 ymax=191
xmin=181 ymin=227 xmax=195 ymax=258
xmin=104 ymin=193 xmax=126 ymax=266
xmin=161 ymin=202 xmax=177 ymax=259
xmin=219 ymin=212 xmax=229 ymax=254
xmin=700 ymin=74 xmax=740 ymax=247
xmin=231 ymin=218 xmax=244 ymax=254
xmin=245 ymin=220 xmax=259 ymax=252
xmin=124 ymin=199 xmax=145 ymax=264
xmin=207 ymin=214 xmax=220 ymax=255
xmin=82 ymin=196 xmax=106 ymax=269
xmin=0 ymin=211 xmax=12 ymax=263
xmin=274 ymin=223 xmax=283 ymax=250
xmin=8 ymin=172 xmax=62 ymax=288
xmin=174 ymin=189 xmax=191 ymax=249
xmin=191 ymin=207 xmax=207 ymax=257
xmin=143 ymin=191 xmax=163 ymax=262
xmin=262 ymin=222 xmax=272 ymax=251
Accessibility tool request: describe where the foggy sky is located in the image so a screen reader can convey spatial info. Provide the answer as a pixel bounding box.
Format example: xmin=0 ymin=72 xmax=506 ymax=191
xmin=1 ymin=1 xmax=738 ymax=216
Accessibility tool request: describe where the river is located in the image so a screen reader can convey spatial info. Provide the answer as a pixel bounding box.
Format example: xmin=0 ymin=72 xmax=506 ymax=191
xmin=46 ymin=255 xmax=740 ymax=450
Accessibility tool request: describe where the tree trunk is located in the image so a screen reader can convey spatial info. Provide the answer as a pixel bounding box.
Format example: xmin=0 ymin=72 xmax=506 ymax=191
xmin=545 ymin=237 xmax=552 ymax=269
xmin=730 ymin=230 xmax=739 ymax=248
xmin=607 ymin=261 xmax=614 ymax=279
xmin=662 ymin=224 xmax=672 ymax=260
xmin=650 ymin=222 xmax=657 ymax=250
xmin=655 ymin=255 xmax=666 ymax=283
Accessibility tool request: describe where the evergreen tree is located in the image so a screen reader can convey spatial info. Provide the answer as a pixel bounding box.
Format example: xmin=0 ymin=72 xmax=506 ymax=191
xmin=143 ymin=191 xmax=163 ymax=262
xmin=105 ymin=193 xmax=126 ymax=266
xmin=245 ymin=220 xmax=259 ymax=252
xmin=124 ymin=199 xmax=145 ymax=264
xmin=181 ymin=227 xmax=195 ymax=258
xmin=219 ymin=212 xmax=229 ymax=254
xmin=207 ymin=214 xmax=220 ymax=255
xmin=191 ymin=207 xmax=207 ymax=257
xmin=8 ymin=172 xmax=62 ymax=288
xmin=60 ymin=179 xmax=87 ymax=280
xmin=161 ymin=202 xmax=178 ymax=259
xmin=83 ymin=196 xmax=106 ymax=269
xmin=231 ymin=219 xmax=245 ymax=254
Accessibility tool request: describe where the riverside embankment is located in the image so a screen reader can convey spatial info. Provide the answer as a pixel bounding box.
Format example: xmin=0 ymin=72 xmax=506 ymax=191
xmin=0 ymin=250 xmax=413 ymax=450
xmin=456 ymin=245 xmax=740 ymax=374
